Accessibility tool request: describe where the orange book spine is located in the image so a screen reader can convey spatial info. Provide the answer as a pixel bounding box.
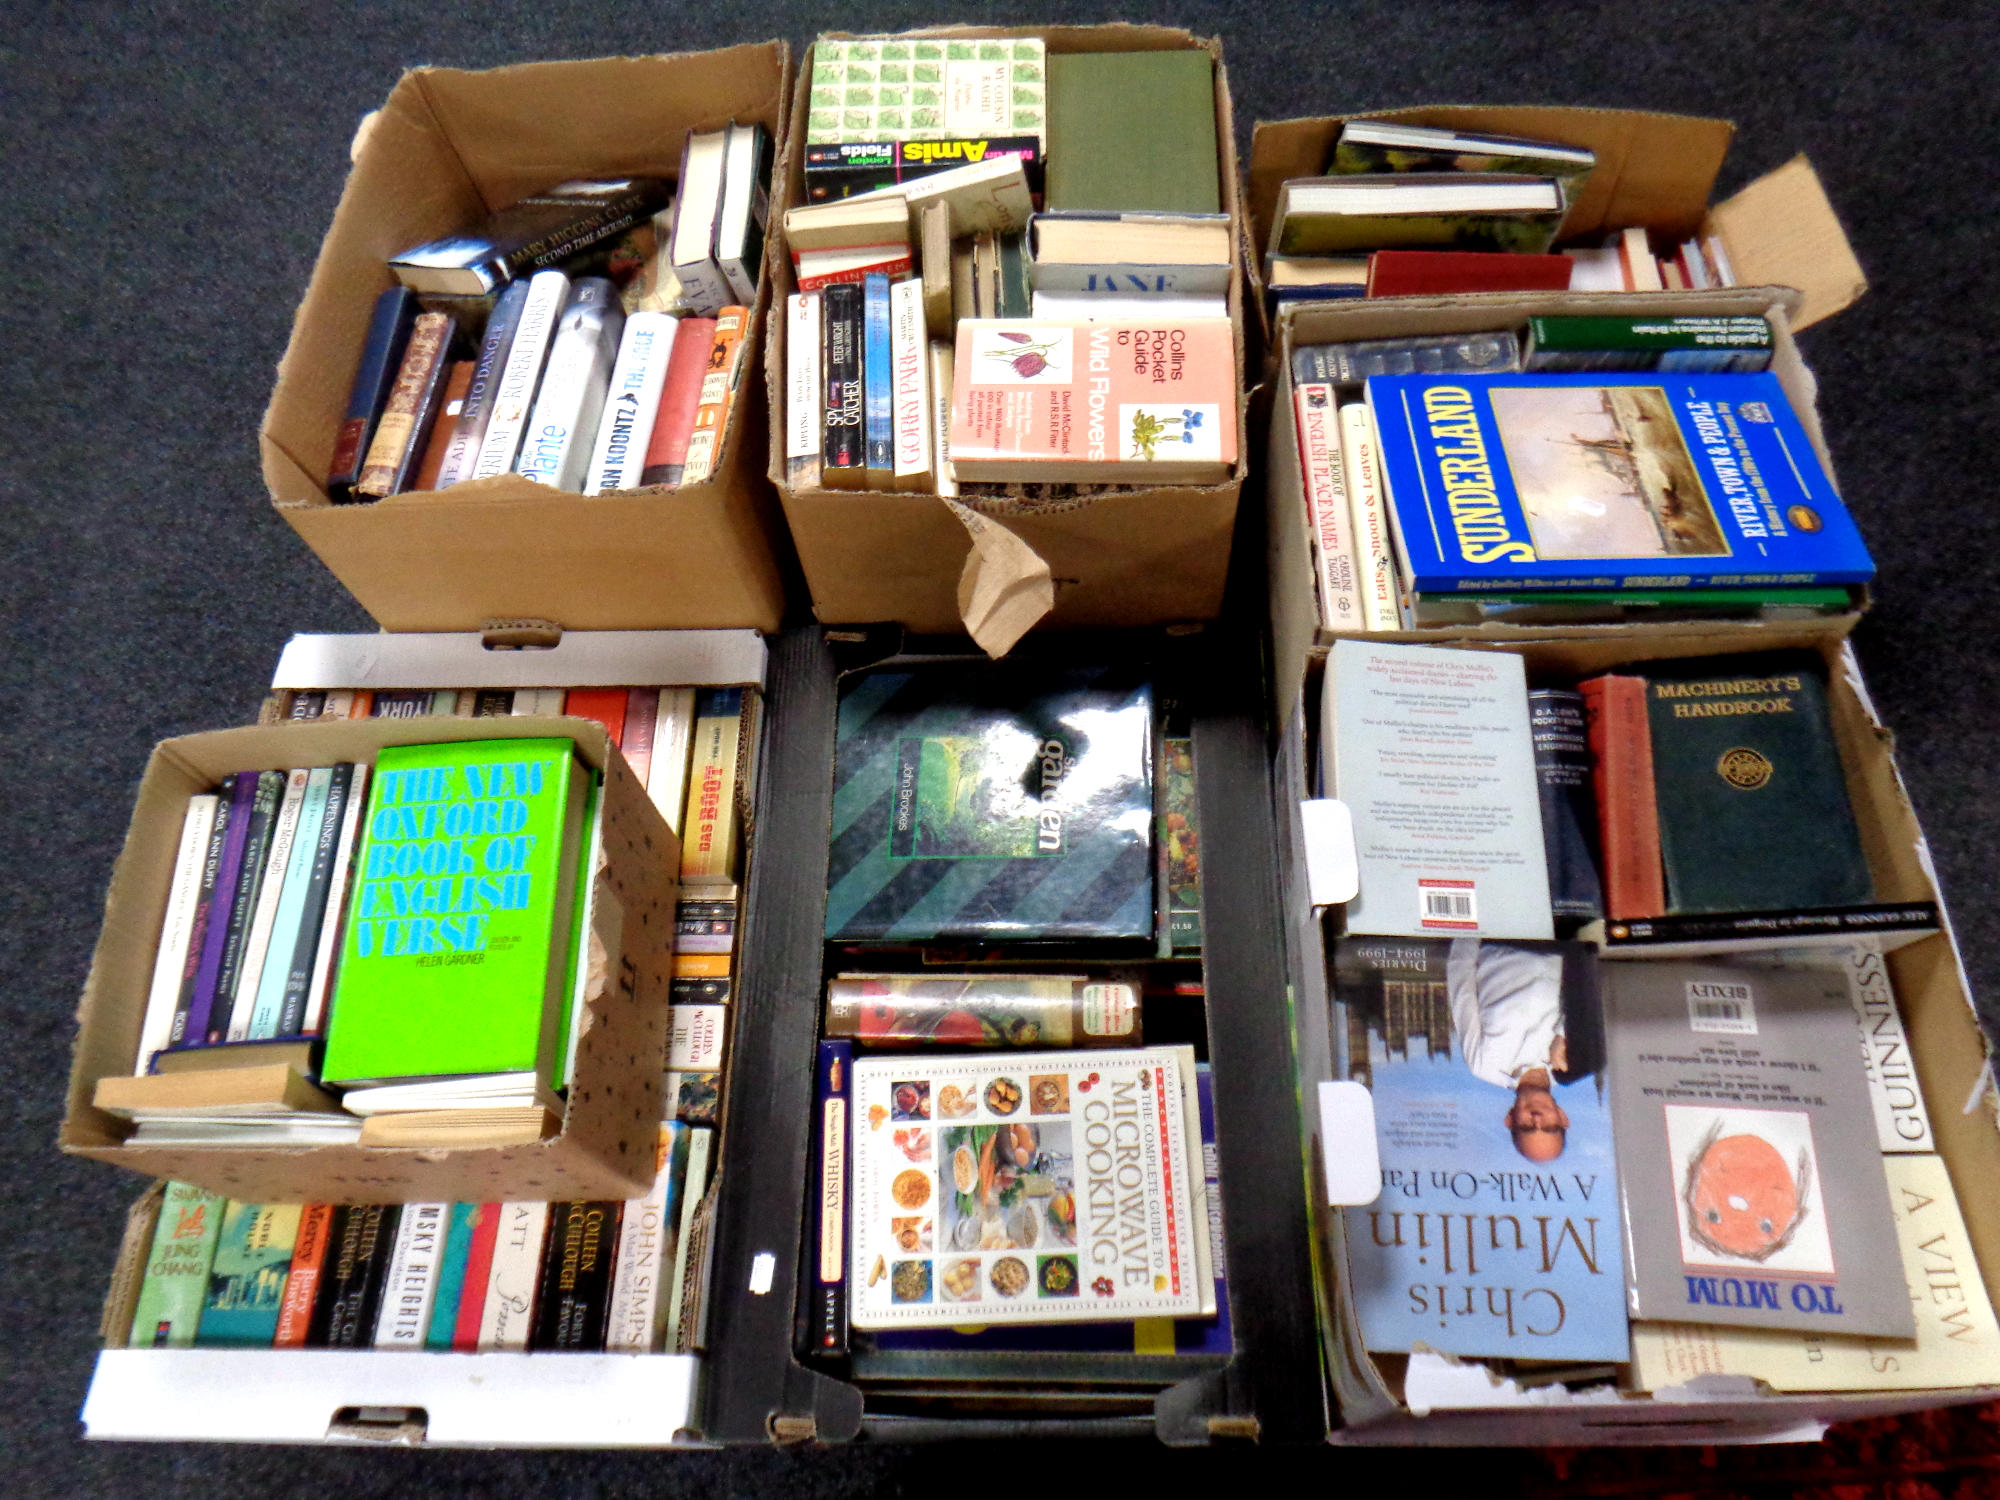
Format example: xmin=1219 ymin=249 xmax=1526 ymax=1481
xmin=639 ymin=317 xmax=718 ymax=485
xmin=680 ymin=307 xmax=750 ymax=486
xmin=410 ymin=360 xmax=475 ymax=492
xmin=1580 ymin=675 xmax=1666 ymax=920
xmin=272 ymin=1204 xmax=338 ymax=1347
xmin=563 ymin=687 xmax=628 ymax=748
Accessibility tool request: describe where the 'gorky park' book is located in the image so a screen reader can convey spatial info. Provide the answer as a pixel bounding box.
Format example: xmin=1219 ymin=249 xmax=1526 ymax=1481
xmin=1366 ymin=372 xmax=1875 ymax=593
xmin=1337 ymin=938 xmax=1629 ymax=1363
xmin=826 ymin=667 xmax=1154 ymax=944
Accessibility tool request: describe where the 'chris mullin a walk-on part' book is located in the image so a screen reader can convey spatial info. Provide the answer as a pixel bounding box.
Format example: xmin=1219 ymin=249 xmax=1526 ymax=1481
xmin=826 ymin=667 xmax=1154 ymax=945
xmin=1606 ymin=960 xmax=1915 ymax=1339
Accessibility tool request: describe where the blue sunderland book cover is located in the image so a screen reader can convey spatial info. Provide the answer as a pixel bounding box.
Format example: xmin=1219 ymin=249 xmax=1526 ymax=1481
xmin=1337 ymin=938 xmax=1629 ymax=1363
xmin=1367 ymin=371 xmax=1875 ymax=593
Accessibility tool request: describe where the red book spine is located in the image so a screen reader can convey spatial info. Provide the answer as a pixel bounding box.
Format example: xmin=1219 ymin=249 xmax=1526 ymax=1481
xmin=273 ymin=1204 xmax=338 ymax=1347
xmin=621 ymin=687 xmax=660 ymax=786
xmin=1580 ymin=674 xmax=1667 ymax=920
xmin=796 ymin=250 xmax=914 ymax=292
xmin=640 ymin=318 xmax=719 ymax=485
xmin=452 ymin=1204 xmax=502 ymax=1351
xmin=564 ymin=687 xmax=628 ymax=748
xmin=1366 ymin=249 xmax=1574 ymax=298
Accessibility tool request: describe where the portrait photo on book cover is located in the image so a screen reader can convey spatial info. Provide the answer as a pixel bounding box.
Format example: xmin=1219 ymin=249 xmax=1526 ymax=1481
xmin=1666 ymin=1104 xmax=1834 ymax=1276
xmin=1490 ymin=384 xmax=1728 ymax=560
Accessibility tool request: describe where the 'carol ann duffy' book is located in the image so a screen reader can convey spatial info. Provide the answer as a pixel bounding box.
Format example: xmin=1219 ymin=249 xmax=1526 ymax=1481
xmin=1338 ymin=938 xmax=1627 ymax=1362
xmin=1606 ymin=960 xmax=1915 ymax=1338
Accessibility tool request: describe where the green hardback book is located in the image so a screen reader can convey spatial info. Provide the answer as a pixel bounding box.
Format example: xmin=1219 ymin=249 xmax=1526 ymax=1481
xmin=321 ymin=738 xmax=591 ymax=1087
xmin=197 ymin=1201 xmax=303 ymax=1346
xmin=127 ymin=1181 xmax=226 ymax=1348
xmin=1045 ymin=51 xmax=1220 ymax=214
xmin=1641 ymin=652 xmax=1874 ymax=914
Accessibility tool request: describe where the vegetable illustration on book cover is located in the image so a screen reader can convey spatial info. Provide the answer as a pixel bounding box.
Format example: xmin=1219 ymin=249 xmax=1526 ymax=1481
xmin=1337 ymin=939 xmax=1628 ymax=1362
xmin=827 ymin=667 xmax=1154 ymax=943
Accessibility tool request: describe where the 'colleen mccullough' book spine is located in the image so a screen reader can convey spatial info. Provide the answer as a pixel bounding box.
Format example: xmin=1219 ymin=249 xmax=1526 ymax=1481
xmin=821 ymin=283 xmax=865 ymax=489
xmin=531 ymin=1201 xmax=624 ymax=1351
xmin=585 ymin=310 xmax=679 ymax=494
xmin=862 ymin=273 xmax=895 ymax=489
xmin=328 ymin=285 xmax=419 ymax=500
xmin=515 ymin=277 xmax=624 ymax=493
xmin=355 ymin=311 xmax=457 ymax=498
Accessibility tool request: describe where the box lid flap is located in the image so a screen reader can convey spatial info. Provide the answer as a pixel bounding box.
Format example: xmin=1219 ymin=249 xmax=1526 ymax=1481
xmin=1706 ymin=155 xmax=1867 ymax=330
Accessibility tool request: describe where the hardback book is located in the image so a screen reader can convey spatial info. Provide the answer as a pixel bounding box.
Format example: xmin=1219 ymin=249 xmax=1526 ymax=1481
xmin=1606 ymin=960 xmax=1916 ymax=1338
xmin=1523 ymin=315 xmax=1774 ymax=375
xmin=1337 ymin=938 xmax=1627 ymax=1361
xmin=995 ymin=231 xmax=1031 ymax=317
xmin=1564 ymin=245 xmax=1625 ymax=291
xmin=477 ymin=1202 xmax=549 ymax=1352
xmin=515 ymin=277 xmax=624 ymax=492
xmin=1367 ymin=249 xmax=1573 ymax=298
xmin=820 ymin=282 xmax=866 ymax=489
xmin=805 ymin=137 xmax=1043 ymax=201
xmin=784 ymin=197 xmax=913 ymax=257
xmin=1293 ymin=383 xmax=1364 ymax=633
xmin=716 ymin=121 xmax=772 ymax=307
xmin=1578 ymin=674 xmax=1666 ymax=921
xmin=950 ymin=241 xmax=976 ymax=322
xmin=1367 ymin=372 xmax=1876 ymax=593
xmin=136 ymin=794 xmax=219 ymax=1072
xmin=150 ymin=1037 xmax=314 ymax=1076
xmin=328 ymin=285 xmax=419 ymax=499
xmin=847 ymin=1047 xmax=1205 ymax=1328
xmin=849 ymin=156 xmax=1034 ymax=238
xmin=1322 ymin=640 xmax=1554 ymax=940
xmin=649 ymin=687 xmax=699 ymax=835
xmin=392 ymin=178 xmax=671 ymax=297
xmin=1031 ymin=213 xmax=1233 ymax=296
xmin=638 ymin=315 xmax=716 ymax=486
xmin=449 ymin=1203 xmax=501 ymax=1350
xmin=247 ymin=766 xmax=335 ymax=1038
xmin=271 ymin=1203 xmax=337 ymax=1347
xmin=1332 ymin=119 xmax=1595 ymax=190
xmin=167 ymin=778 xmax=237 ymax=1049
xmin=1528 ymin=689 xmax=1604 ymax=926
xmin=919 ymin=203 xmax=952 ymax=335
xmin=826 ymin=974 xmax=1141 ymax=1049
xmin=1629 ymin=1153 xmax=2000 ymax=1392
xmin=92 ymin=1064 xmax=341 ymax=1120
xmin=948 ymin=318 xmax=1237 ymax=484
xmin=373 ymin=1201 xmax=450 ymax=1348
xmin=1337 ymin=402 xmax=1398 ymax=631
xmin=127 ymin=1182 xmax=225 ymax=1348
xmin=929 ymin=339 xmax=957 ymax=497
xmin=425 ymin=1203 xmax=484 ymax=1349
xmin=889 ymin=277 xmax=932 ymax=490
xmin=605 ymin=1124 xmax=692 ymax=1353
xmin=319 ymin=739 xmax=591 ymax=1088
xmin=1616 ymin=226 xmax=1665 ymax=291
xmin=225 ymin=767 xmax=311 ymax=1042
xmin=1639 ymin=652 xmax=1873 ymax=914
xmin=800 ymin=1041 xmax=853 ymax=1358
xmin=669 ymin=130 xmax=732 ymax=316
xmin=1045 ymin=51 xmax=1219 ymax=215
xmin=678 ymin=306 xmax=750 ymax=487
xmin=862 ymin=273 xmax=896 ymax=488
xmin=664 ymin=1127 xmax=715 ymax=1353
xmin=410 ymin=361 xmax=474 ymax=491
xmin=197 ymin=1201 xmax=303 ymax=1346
xmin=470 ymin=270 xmax=570 ymax=479
xmin=1411 ymin=586 xmax=1858 ymax=629
xmin=203 ymin=770 xmax=284 ymax=1045
xmin=786 ymin=293 xmax=823 ymax=489
xmin=433 ymin=278 xmax=531 ymax=488
xmin=1292 ymin=330 xmax=1519 ymax=386
xmin=584 ymin=310 xmax=679 ymax=494
xmin=355 ymin=311 xmax=457 ymax=498
xmin=1267 ymin=254 xmax=1370 ymax=303
xmin=794 ymin=243 xmax=915 ymax=292
xmin=804 ymin=36 xmax=1047 ymax=150
xmin=1271 ymin=174 xmax=1565 ymax=259
xmin=1160 ymin=737 xmax=1202 ymax=955
xmin=826 ymin=665 xmax=1155 ymax=944
xmin=308 ymin=1205 xmax=399 ymax=1346
xmin=680 ymin=687 xmax=745 ymax=888
xmin=299 ymin=762 xmax=367 ymax=1036
xmin=1028 ymin=291 xmax=1228 ymax=323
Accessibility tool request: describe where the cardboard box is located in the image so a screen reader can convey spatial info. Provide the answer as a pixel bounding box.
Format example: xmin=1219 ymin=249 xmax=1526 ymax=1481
xmin=62 ymin=714 xmax=679 ymax=1205
xmin=260 ymin=47 xmax=798 ymax=635
xmin=763 ymin=27 xmax=1254 ymax=648
xmin=1273 ymin=628 xmax=2000 ymax=1443
xmin=1247 ymin=105 xmax=1869 ymax=340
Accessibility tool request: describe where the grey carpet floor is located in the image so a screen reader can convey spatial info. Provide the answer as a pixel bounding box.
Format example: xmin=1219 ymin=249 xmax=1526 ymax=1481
xmin=5 ymin=0 xmax=1998 ymax=1492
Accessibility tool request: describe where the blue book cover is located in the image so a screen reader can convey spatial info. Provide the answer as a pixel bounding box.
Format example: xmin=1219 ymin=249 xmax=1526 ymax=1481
xmin=248 ymin=767 xmax=332 ymax=1038
xmin=197 ymin=1202 xmax=303 ymax=1347
xmin=1337 ymin=938 xmax=1628 ymax=1363
xmin=862 ymin=272 xmax=894 ymax=473
xmin=426 ymin=1203 xmax=483 ymax=1349
xmin=1367 ymin=371 xmax=1874 ymax=592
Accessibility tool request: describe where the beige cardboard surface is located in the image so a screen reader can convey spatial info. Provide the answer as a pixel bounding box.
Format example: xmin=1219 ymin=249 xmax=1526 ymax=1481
xmin=765 ymin=26 xmax=1251 ymax=642
xmin=1708 ymin=155 xmax=1870 ymax=331
xmin=261 ymin=47 xmax=797 ymax=634
xmin=64 ymin=716 xmax=680 ymax=1204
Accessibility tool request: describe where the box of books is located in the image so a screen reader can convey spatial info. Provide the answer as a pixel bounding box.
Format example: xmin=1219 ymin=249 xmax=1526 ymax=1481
xmin=1276 ymin=625 xmax=2000 ymax=1443
xmin=61 ymin=712 xmax=681 ymax=1205
xmin=761 ymin=26 xmax=1255 ymax=649
xmin=259 ymin=47 xmax=797 ymax=635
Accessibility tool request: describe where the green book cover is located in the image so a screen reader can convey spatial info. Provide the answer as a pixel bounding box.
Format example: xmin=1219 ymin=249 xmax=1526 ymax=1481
xmin=553 ymin=771 xmax=603 ymax=1094
xmin=1045 ymin=51 xmax=1220 ymax=214
xmin=127 ymin=1181 xmax=226 ymax=1348
xmin=1161 ymin=737 xmax=1202 ymax=954
xmin=197 ymin=1201 xmax=303 ymax=1347
xmin=1642 ymin=652 xmax=1874 ymax=914
xmin=322 ymin=738 xmax=589 ymax=1086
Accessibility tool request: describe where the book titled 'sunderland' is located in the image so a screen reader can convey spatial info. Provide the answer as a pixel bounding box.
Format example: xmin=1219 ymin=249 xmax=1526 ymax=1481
xmin=827 ymin=667 xmax=1154 ymax=944
xmin=1367 ymin=372 xmax=1874 ymax=592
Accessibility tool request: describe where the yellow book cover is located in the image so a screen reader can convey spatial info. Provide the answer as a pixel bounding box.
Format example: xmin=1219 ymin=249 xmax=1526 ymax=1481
xmin=679 ymin=689 xmax=743 ymax=887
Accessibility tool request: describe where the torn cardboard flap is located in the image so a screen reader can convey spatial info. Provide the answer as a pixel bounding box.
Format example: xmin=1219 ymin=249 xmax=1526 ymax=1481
xmin=943 ymin=500 xmax=1055 ymax=656
xmin=1707 ymin=155 xmax=1869 ymax=331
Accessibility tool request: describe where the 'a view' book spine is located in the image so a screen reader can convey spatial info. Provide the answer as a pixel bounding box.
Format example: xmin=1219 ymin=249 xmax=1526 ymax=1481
xmin=168 ymin=777 xmax=237 ymax=1049
xmin=200 ymin=770 xmax=283 ymax=1045
xmin=276 ymin=762 xmax=353 ymax=1037
xmin=328 ymin=285 xmax=419 ymax=500
xmin=821 ymin=282 xmax=865 ymax=486
xmin=471 ymin=269 xmax=571 ymax=479
xmin=1529 ymin=688 xmax=1604 ymax=925
xmin=862 ymin=272 xmax=895 ymax=487
xmin=433 ymin=277 xmax=530 ymax=489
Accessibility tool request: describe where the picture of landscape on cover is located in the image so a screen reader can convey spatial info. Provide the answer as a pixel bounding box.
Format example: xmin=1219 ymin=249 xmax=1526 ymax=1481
xmin=890 ymin=733 xmax=1058 ymax=859
xmin=1490 ymin=384 xmax=1729 ymax=559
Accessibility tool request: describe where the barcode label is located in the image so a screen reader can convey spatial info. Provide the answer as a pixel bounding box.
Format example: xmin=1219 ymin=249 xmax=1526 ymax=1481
xmin=1418 ymin=879 xmax=1478 ymax=930
xmin=1686 ymin=980 xmax=1758 ymax=1034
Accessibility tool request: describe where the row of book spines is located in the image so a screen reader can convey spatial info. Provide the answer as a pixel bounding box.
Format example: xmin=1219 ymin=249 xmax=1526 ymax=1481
xmin=786 ymin=278 xmax=944 ymax=493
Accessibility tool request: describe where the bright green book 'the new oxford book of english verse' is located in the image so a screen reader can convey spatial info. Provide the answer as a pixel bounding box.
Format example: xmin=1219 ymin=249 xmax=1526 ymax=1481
xmin=321 ymin=739 xmax=591 ymax=1088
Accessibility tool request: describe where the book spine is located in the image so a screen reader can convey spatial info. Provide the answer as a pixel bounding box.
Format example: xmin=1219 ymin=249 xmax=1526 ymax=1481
xmin=411 ymin=360 xmax=475 ymax=491
xmin=679 ymin=306 xmax=750 ymax=487
xmin=795 ymin=249 xmax=914 ymax=292
xmin=929 ymin=339 xmax=957 ymax=497
xmin=312 ymin=1205 xmax=400 ymax=1347
xmin=1580 ymin=675 xmax=1667 ymax=920
xmin=175 ymin=775 xmax=246 ymax=1047
xmin=272 ymin=1204 xmax=337 ymax=1347
xmin=1338 ymin=402 xmax=1398 ymax=631
xmin=605 ymin=1125 xmax=688 ymax=1353
xmin=226 ymin=768 xmax=309 ymax=1042
xmin=373 ymin=1201 xmax=449 ymax=1348
xmin=821 ymin=283 xmax=865 ymax=486
xmin=664 ymin=1128 xmax=714 ymax=1352
xmin=649 ymin=687 xmax=698 ymax=834
xmin=585 ymin=311 xmax=679 ymax=494
xmin=715 ymin=122 xmax=770 ymax=307
xmin=270 ymin=763 xmax=347 ymax=1036
xmin=471 ymin=270 xmax=570 ymax=479
xmin=433 ymin=278 xmax=531 ymax=488
xmin=197 ymin=1203 xmax=302 ymax=1347
xmin=555 ymin=775 xmax=604 ymax=1095
xmin=1529 ymin=689 xmax=1605 ymax=924
xmin=669 ymin=131 xmax=733 ymax=317
xmin=300 ymin=762 xmax=366 ymax=1035
xmin=425 ymin=1203 xmax=481 ymax=1349
xmin=563 ymin=686 xmax=628 ymax=746
xmin=328 ymin=286 xmax=419 ymax=499
xmin=451 ymin=1203 xmax=502 ymax=1350
xmin=355 ymin=311 xmax=456 ymax=498
xmin=515 ymin=277 xmax=623 ymax=492
xmin=127 ymin=1182 xmax=226 ymax=1348
xmin=288 ymin=690 xmax=324 ymax=721
xmin=680 ymin=689 xmax=743 ymax=886
xmin=530 ymin=1201 xmax=623 ymax=1351
xmin=1294 ymin=383 xmax=1363 ymax=634
xmin=890 ymin=278 xmax=933 ymax=490
xmin=206 ymin=771 xmax=284 ymax=1045
xmin=800 ymin=1041 xmax=851 ymax=1357
xmin=638 ymin=316 xmax=717 ymax=486
xmin=477 ymin=1201 xmax=550 ymax=1352
xmin=137 ymin=794 xmax=219 ymax=1072
xmin=862 ymin=273 xmax=894 ymax=487
xmin=786 ymin=293 xmax=823 ymax=489
xmin=619 ymin=687 xmax=659 ymax=786
xmin=248 ymin=767 xmax=331 ymax=1038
